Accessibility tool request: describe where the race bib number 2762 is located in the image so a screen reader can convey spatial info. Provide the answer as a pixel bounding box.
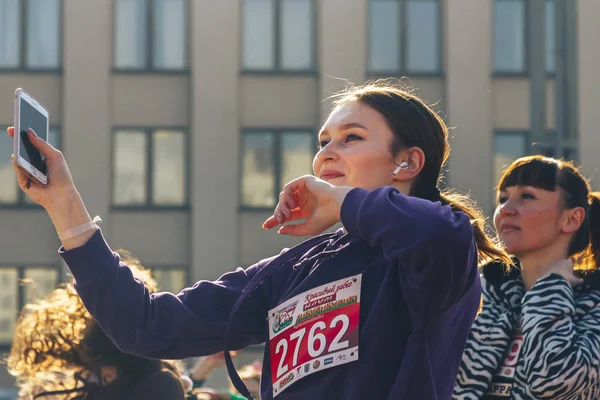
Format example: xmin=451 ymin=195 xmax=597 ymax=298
xmin=268 ymin=275 xmax=361 ymax=397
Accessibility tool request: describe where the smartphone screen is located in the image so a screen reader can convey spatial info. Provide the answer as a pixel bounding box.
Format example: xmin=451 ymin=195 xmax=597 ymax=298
xmin=19 ymin=97 xmax=48 ymax=175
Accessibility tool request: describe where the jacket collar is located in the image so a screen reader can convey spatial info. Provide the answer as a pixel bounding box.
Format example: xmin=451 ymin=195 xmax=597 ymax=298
xmin=482 ymin=258 xmax=600 ymax=292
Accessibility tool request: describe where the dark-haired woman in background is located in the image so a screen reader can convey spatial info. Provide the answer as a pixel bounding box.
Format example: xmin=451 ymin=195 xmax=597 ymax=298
xmin=454 ymin=156 xmax=600 ymax=399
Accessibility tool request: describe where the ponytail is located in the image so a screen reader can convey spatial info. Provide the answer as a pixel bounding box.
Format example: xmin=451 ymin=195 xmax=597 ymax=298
xmin=437 ymin=189 xmax=511 ymax=267
xmin=578 ymin=192 xmax=600 ymax=270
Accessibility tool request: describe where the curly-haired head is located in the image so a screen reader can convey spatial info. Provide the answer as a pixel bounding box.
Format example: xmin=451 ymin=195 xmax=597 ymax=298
xmin=6 ymin=250 xmax=175 ymax=399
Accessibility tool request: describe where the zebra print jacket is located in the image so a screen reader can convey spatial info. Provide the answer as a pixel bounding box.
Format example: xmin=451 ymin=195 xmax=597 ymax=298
xmin=453 ymin=260 xmax=600 ymax=400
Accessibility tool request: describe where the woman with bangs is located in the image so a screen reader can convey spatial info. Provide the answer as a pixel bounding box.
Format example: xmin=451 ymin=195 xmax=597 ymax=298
xmin=454 ymin=155 xmax=600 ymax=400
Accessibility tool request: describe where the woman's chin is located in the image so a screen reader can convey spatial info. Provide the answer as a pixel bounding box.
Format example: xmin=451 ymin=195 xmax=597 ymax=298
xmin=324 ymin=176 xmax=347 ymax=186
xmin=503 ymin=245 xmax=525 ymax=258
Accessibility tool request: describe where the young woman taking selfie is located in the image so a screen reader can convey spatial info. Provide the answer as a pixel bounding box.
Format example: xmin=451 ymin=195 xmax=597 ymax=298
xmin=7 ymin=82 xmax=507 ymax=400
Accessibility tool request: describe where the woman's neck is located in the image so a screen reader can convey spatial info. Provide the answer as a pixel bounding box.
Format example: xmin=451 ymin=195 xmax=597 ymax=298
xmin=518 ymin=248 xmax=570 ymax=291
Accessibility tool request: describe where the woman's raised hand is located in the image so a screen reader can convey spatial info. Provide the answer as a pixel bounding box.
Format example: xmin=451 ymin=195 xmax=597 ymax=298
xmin=7 ymin=127 xmax=77 ymax=209
xmin=7 ymin=127 xmax=93 ymax=250
xmin=262 ymin=175 xmax=352 ymax=236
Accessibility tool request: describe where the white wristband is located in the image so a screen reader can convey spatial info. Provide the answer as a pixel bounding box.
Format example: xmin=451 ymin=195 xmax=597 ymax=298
xmin=58 ymin=216 xmax=102 ymax=241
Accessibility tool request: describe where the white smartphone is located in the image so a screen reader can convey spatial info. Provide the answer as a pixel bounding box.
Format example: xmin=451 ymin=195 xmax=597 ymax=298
xmin=13 ymin=88 xmax=49 ymax=186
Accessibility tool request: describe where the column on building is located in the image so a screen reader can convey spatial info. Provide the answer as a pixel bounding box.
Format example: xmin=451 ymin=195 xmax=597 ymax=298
xmin=578 ymin=0 xmax=600 ymax=187
xmin=319 ymin=0 xmax=368 ymax=123
xmin=62 ymin=0 xmax=112 ymax=232
xmin=445 ymin=0 xmax=495 ymax=209
xmin=190 ymin=1 xmax=241 ymax=281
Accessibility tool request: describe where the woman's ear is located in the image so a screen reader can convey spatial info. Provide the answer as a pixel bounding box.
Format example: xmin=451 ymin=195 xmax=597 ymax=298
xmin=392 ymin=147 xmax=425 ymax=181
xmin=562 ymin=206 xmax=586 ymax=234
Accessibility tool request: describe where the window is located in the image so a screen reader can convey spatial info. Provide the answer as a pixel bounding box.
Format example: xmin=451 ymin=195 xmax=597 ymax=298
xmin=241 ymin=129 xmax=314 ymax=208
xmin=494 ymin=0 xmax=526 ymax=73
xmin=545 ymin=0 xmax=555 ymax=73
xmin=113 ymin=0 xmax=188 ymax=71
xmin=152 ymin=267 xmax=188 ymax=293
xmin=0 ymin=127 xmax=60 ymax=206
xmin=494 ymin=131 xmax=527 ymax=184
xmin=493 ymin=130 xmax=577 ymax=184
xmin=242 ymin=0 xmax=315 ymax=72
xmin=112 ymin=129 xmax=188 ymax=207
xmin=536 ymin=131 xmax=578 ymax=162
xmin=0 ymin=265 xmax=60 ymax=346
xmin=493 ymin=0 xmax=556 ymax=74
xmin=0 ymin=0 xmax=61 ymax=70
xmin=541 ymin=146 xmax=578 ymax=163
xmin=368 ymin=0 xmax=441 ymax=74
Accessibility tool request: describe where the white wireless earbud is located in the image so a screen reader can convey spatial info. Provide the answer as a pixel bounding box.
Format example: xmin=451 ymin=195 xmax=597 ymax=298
xmin=393 ymin=161 xmax=409 ymax=175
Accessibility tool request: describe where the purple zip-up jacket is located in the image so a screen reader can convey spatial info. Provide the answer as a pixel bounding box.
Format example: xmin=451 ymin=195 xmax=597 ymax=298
xmin=60 ymin=187 xmax=481 ymax=400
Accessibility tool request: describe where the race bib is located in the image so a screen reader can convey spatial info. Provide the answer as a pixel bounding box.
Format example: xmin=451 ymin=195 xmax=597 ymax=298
xmin=268 ymin=275 xmax=361 ymax=397
xmin=498 ymin=325 xmax=523 ymax=379
xmin=484 ymin=324 xmax=523 ymax=398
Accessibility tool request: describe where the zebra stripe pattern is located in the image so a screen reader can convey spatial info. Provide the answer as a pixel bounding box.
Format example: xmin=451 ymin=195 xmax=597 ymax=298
xmin=454 ymin=262 xmax=600 ymax=400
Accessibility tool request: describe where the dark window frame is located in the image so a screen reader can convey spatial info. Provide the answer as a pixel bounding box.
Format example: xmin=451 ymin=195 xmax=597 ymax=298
xmin=111 ymin=0 xmax=191 ymax=74
xmin=0 ymin=264 xmax=62 ymax=349
xmin=366 ymin=0 xmax=444 ymax=77
xmin=0 ymin=0 xmax=63 ymax=73
xmin=493 ymin=129 xmax=578 ymax=171
xmin=534 ymin=130 xmax=578 ymax=161
xmin=111 ymin=127 xmax=191 ymax=210
xmin=240 ymin=0 xmax=318 ymax=75
xmin=239 ymin=127 xmax=317 ymax=211
xmin=0 ymin=125 xmax=61 ymax=209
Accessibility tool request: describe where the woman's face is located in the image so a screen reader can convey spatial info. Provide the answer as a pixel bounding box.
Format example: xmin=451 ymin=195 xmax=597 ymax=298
xmin=494 ymin=185 xmax=566 ymax=256
xmin=313 ymin=102 xmax=399 ymax=190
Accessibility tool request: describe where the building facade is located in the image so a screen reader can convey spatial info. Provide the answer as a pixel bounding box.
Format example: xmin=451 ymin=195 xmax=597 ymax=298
xmin=0 ymin=0 xmax=599 ymax=390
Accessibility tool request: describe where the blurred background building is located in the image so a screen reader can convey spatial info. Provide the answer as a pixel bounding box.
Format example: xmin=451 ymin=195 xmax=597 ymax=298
xmin=0 ymin=0 xmax=599 ymax=394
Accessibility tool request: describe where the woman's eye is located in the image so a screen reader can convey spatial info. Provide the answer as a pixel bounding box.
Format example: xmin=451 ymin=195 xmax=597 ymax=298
xmin=346 ymin=134 xmax=362 ymax=142
xmin=498 ymin=196 xmax=508 ymax=204
xmin=522 ymin=193 xmax=536 ymax=200
xmin=319 ymin=134 xmax=362 ymax=148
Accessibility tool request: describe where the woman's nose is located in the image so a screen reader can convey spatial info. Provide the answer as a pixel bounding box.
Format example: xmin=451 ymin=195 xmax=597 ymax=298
xmin=498 ymin=200 xmax=517 ymax=216
xmin=316 ymin=143 xmax=338 ymax=163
